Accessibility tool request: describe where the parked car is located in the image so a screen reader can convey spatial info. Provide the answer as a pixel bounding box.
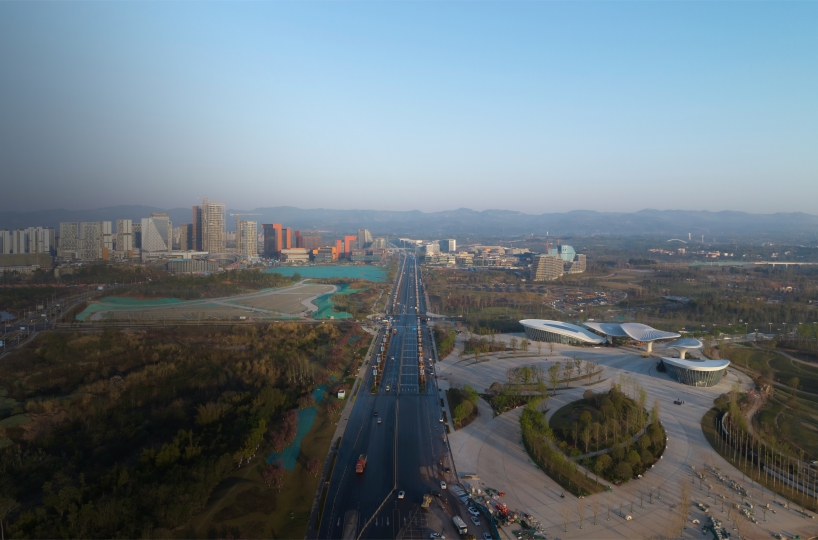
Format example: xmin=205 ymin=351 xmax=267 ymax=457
xmin=467 ymin=507 xmax=480 ymax=516
xmin=430 ymin=534 xmax=445 ymax=539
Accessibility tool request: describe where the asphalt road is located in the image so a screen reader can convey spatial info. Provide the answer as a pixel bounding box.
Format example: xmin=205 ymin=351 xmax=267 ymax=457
xmin=317 ymin=254 xmax=458 ymax=540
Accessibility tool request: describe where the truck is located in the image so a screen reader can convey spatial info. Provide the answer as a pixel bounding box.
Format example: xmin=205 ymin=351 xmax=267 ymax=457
xmin=453 ymin=515 xmax=468 ymax=535
xmin=356 ymin=454 xmax=367 ymax=473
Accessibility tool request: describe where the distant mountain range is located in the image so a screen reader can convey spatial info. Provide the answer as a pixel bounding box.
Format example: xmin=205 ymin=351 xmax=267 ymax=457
xmin=1 ymin=206 xmax=817 ymax=240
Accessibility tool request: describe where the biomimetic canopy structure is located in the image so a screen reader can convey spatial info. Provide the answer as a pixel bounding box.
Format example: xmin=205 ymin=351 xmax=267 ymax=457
xmin=582 ymin=322 xmax=681 ymax=353
xmin=519 ymin=320 xmax=606 ymax=345
xmin=664 ymin=338 xmax=703 ymax=359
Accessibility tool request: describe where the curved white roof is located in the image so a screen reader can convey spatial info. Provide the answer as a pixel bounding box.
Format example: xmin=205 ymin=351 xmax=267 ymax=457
xmin=583 ymin=322 xmax=680 ymax=342
xmin=665 ymin=338 xmax=703 ymax=349
xmin=520 ymin=319 xmax=606 ymax=344
xmin=661 ymin=356 xmax=730 ymax=372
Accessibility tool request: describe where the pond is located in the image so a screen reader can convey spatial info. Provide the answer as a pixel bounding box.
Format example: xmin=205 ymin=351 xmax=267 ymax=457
xmin=264 ymin=265 xmax=386 ymax=282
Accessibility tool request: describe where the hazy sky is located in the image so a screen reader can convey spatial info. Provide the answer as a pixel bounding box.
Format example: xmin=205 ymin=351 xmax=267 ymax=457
xmin=1 ymin=1 xmax=816 ymax=214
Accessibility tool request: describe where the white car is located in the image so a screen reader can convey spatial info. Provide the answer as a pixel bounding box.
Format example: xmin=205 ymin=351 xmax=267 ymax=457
xmin=470 ymin=515 xmax=481 ymax=526
xmin=430 ymin=534 xmax=445 ymax=539
xmin=440 ymin=481 xmax=447 ymax=490
xmin=398 ymin=491 xmax=405 ymax=499
xmin=467 ymin=507 xmax=480 ymax=516
xmin=439 ymin=417 xmax=444 ymax=423
xmin=483 ymin=534 xmax=492 ymax=540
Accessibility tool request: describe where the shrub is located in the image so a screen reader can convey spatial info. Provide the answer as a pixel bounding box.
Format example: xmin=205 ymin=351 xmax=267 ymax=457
xmin=583 ymin=389 xmax=595 ymax=401
xmin=613 ymin=461 xmax=633 ymax=480
xmin=640 ymin=449 xmax=654 ymax=464
xmin=612 ymin=444 xmax=625 ymax=461
xmin=626 ymin=450 xmax=642 ymax=466
xmin=579 ymin=411 xmax=592 ymax=425
xmin=594 ymin=454 xmax=612 ymax=476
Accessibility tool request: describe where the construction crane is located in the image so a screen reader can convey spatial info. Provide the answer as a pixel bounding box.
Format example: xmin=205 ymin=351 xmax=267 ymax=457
xmin=229 ymin=213 xmax=261 ymax=256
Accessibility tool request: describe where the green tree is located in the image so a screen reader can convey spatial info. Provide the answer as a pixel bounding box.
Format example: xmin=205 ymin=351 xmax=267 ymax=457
xmin=626 ymin=450 xmax=641 ymax=466
xmin=548 ymin=364 xmax=560 ymax=392
xmin=594 ymin=454 xmax=612 ymax=476
xmin=454 ymin=401 xmax=474 ymax=426
xmin=463 ymin=385 xmax=479 ymax=406
xmin=613 ymin=461 xmax=633 ymax=480
xmin=579 ymin=411 xmax=592 ymax=426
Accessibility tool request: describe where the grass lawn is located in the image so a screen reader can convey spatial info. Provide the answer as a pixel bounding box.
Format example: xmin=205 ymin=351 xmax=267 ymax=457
xmin=187 ymin=402 xmax=341 ymax=539
xmin=720 ymin=346 xmax=778 ymax=374
xmin=768 ymin=356 xmax=818 ymax=394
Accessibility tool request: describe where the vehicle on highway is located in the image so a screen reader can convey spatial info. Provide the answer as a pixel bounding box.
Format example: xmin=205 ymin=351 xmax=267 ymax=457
xmin=431 ymin=489 xmax=441 ymax=497
xmin=452 ymin=516 xmax=468 ymax=535
xmin=377 ymin=418 xmax=382 ymax=424
xmin=439 ymin=416 xmax=444 ymax=423
xmin=470 ymin=515 xmax=480 ymax=526
xmin=440 ymin=481 xmax=447 ymax=490
xmin=444 ymin=467 xmax=452 ymax=473
xmin=482 ymin=533 xmax=492 ymax=540
xmin=398 ymin=491 xmax=405 ymax=499
xmin=374 ymin=412 xmax=378 ymax=416
xmin=467 ymin=507 xmax=480 ymax=516
xmin=386 ymin=385 xmax=390 ymax=392
xmin=355 ymin=454 xmax=367 ymax=473
xmin=429 ymin=534 xmax=445 ymax=539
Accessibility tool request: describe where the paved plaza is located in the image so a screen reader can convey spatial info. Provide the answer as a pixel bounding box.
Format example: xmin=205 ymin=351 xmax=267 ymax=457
xmin=439 ymin=336 xmax=818 ymax=539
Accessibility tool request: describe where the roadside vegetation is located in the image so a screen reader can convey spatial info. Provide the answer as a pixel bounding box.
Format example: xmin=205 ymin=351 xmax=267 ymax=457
xmin=447 ymin=386 xmax=479 ymax=428
xmin=120 ymin=269 xmax=296 ymax=300
xmin=432 ymin=324 xmax=456 ymax=359
xmin=0 ymin=322 xmax=366 ymax=538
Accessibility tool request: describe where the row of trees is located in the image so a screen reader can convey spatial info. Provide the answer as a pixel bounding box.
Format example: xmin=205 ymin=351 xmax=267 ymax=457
xmin=520 ymin=399 xmax=605 ymax=497
xmin=449 ymin=385 xmax=480 ymax=427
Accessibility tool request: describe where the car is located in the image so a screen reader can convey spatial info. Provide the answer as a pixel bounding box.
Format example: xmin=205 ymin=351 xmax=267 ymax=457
xmin=470 ymin=515 xmax=480 ymax=526
xmin=374 ymin=412 xmax=378 ymax=416
xmin=467 ymin=507 xmax=480 ymax=516
xmin=386 ymin=385 xmax=391 ymax=392
xmin=439 ymin=417 xmax=444 ymax=423
xmin=378 ymin=418 xmax=382 ymax=424
xmin=444 ymin=467 xmax=452 ymax=473
xmin=483 ymin=533 xmax=492 ymax=540
xmin=398 ymin=491 xmax=405 ymax=499
xmin=430 ymin=534 xmax=445 ymax=539
xmin=431 ymin=490 xmax=442 ymax=497
xmin=440 ymin=481 xmax=447 ymax=490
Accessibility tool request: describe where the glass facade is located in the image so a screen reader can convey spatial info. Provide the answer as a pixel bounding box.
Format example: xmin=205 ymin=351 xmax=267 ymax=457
xmin=663 ymin=361 xmax=726 ymax=387
xmin=524 ymin=326 xmax=586 ymax=345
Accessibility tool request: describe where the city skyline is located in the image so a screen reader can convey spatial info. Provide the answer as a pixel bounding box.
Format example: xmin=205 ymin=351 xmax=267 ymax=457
xmin=1 ymin=1 xmax=816 ymax=214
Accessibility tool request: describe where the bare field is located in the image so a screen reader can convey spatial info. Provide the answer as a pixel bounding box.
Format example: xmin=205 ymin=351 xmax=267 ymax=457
xmin=85 ymin=283 xmax=337 ymax=321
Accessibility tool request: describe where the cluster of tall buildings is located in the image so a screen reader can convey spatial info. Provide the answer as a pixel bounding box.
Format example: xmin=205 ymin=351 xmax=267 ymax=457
xmin=531 ymin=243 xmax=586 ymax=281
xmin=261 ymin=226 xmax=385 ymax=263
xmin=1 ymin=198 xmax=391 ymax=272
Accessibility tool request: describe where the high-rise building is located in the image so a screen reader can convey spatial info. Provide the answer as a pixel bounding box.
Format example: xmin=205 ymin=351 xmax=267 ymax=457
xmin=547 ymin=244 xmax=586 ymax=275
xmin=371 ymin=237 xmax=387 ymax=249
xmin=439 ymin=239 xmax=456 ymax=253
xmin=0 ymin=228 xmax=52 ymax=255
xmin=237 ymin=220 xmax=258 ymax=258
xmin=77 ymin=222 xmax=111 ymax=261
xmin=141 ymin=216 xmax=172 ymax=253
xmin=58 ymin=222 xmax=79 ymax=259
xmin=298 ymin=231 xmax=322 ymax=250
xmin=315 ymin=246 xmax=338 ymax=262
xmin=262 ymin=223 xmax=283 ymax=257
xmin=192 ymin=206 xmax=203 ymax=251
xmin=116 ymin=220 xmax=134 ymax=254
xmin=566 ymin=254 xmax=587 ymax=274
xmin=132 ymin=223 xmax=142 ymax=249
xmin=0 ymin=230 xmax=10 ymax=254
xmin=200 ymin=200 xmax=225 ymax=253
xmin=343 ymin=235 xmax=357 ymax=258
xmin=175 ymin=224 xmax=192 ymax=251
xmin=357 ymin=229 xmax=373 ymax=249
xmin=531 ymin=254 xmax=564 ymax=281
xmin=335 ymin=239 xmax=342 ymax=254
xmin=282 ymin=228 xmax=293 ymax=250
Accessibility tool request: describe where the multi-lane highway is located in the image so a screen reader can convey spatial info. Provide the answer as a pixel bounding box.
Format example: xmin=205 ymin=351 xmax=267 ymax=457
xmin=316 ymin=253 xmax=457 ymax=539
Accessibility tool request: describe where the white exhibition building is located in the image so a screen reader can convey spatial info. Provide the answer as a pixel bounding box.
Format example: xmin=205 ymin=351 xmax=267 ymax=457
xmin=519 ymin=319 xmax=730 ymax=387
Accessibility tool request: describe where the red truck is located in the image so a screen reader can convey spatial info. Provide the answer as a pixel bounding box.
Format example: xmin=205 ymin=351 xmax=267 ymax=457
xmin=356 ymin=454 xmax=368 ymax=473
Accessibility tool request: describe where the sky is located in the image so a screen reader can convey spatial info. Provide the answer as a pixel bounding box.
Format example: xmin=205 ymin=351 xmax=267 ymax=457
xmin=1 ymin=1 xmax=816 ymax=215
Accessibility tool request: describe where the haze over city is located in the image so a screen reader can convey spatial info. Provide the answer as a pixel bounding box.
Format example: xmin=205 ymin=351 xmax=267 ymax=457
xmin=3 ymin=3 xmax=818 ymax=540
xmin=2 ymin=1 xmax=817 ymax=213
